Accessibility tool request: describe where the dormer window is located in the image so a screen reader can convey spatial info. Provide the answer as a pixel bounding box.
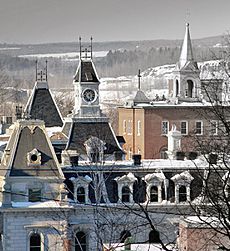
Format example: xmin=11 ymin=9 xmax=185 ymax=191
xmin=171 ymin=171 xmax=194 ymax=204
xmin=179 ymin=186 xmax=187 ymax=202
xmin=144 ymin=172 xmax=165 ymax=203
xmin=122 ymin=186 xmax=130 ymax=203
xmin=150 ymin=186 xmax=158 ymax=202
xmin=70 ymin=176 xmax=92 ymax=204
xmin=115 ymin=173 xmax=137 ymax=203
xmin=27 ymin=149 xmax=41 ymax=166
xmin=84 ymin=136 xmax=106 ymax=163
xmin=77 ymin=187 xmax=86 ymax=203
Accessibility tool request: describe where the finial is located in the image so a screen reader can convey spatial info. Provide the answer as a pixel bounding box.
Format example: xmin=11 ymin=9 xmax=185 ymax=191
xmin=90 ymin=36 xmax=93 ymax=59
xmin=79 ymin=36 xmax=82 ymax=59
xmin=35 ymin=60 xmax=38 ymax=81
xmin=45 ymin=60 xmax=48 ymax=82
xmin=186 ymin=22 xmax=189 ymax=27
xmin=138 ymin=69 xmax=141 ymax=90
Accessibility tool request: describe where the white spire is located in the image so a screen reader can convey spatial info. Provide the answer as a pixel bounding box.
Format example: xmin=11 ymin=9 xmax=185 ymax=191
xmin=179 ymin=23 xmax=194 ymax=68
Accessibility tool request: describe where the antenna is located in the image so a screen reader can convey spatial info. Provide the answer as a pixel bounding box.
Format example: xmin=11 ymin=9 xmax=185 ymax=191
xmin=90 ymin=36 xmax=93 ymax=59
xmin=138 ymin=69 xmax=141 ymax=90
xmin=35 ymin=60 xmax=38 ymax=81
xmin=79 ymin=36 xmax=82 ymax=60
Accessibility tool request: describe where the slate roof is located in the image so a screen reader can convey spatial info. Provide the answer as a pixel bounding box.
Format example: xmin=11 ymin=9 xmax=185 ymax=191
xmin=25 ymin=82 xmax=63 ymax=127
xmin=0 ymin=120 xmax=64 ymax=178
xmin=66 ymin=121 xmax=123 ymax=154
xmin=73 ymin=60 xmax=99 ymax=83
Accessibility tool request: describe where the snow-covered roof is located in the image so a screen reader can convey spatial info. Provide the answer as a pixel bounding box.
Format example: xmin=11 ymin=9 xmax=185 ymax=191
xmin=69 ymin=158 xmax=207 ymax=171
xmin=11 ymin=201 xmax=69 ymax=208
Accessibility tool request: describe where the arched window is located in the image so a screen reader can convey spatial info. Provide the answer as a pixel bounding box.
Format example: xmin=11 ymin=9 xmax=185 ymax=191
xmin=30 ymin=233 xmax=41 ymax=251
xmin=120 ymin=230 xmax=131 ymax=243
xmin=149 ymin=230 xmax=160 ymax=243
xmin=75 ymin=231 xmax=87 ymax=251
xmin=122 ymin=186 xmax=130 ymax=203
xmin=77 ymin=187 xmax=85 ymax=203
xmin=175 ymin=80 xmax=179 ymax=97
xmin=179 ymin=186 xmax=187 ymax=202
xmin=150 ymin=186 xmax=158 ymax=202
xmin=187 ymin=80 xmax=194 ymax=98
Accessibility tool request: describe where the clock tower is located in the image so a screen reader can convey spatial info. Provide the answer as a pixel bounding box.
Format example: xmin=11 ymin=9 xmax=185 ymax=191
xmin=73 ymin=37 xmax=103 ymax=118
xmin=63 ymin=38 xmax=124 ymax=162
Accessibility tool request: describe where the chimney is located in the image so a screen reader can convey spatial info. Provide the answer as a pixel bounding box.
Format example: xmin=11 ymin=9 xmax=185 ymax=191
xmin=132 ymin=154 xmax=141 ymax=165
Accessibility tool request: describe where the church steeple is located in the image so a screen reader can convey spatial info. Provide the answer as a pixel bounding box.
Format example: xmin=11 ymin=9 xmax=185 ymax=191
xmin=178 ymin=23 xmax=194 ymax=69
xmin=169 ymin=23 xmax=201 ymax=102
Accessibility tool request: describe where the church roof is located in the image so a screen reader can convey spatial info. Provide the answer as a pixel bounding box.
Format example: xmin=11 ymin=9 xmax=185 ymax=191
xmin=0 ymin=120 xmax=64 ymax=178
xmin=24 ymin=81 xmax=63 ymax=127
xmin=73 ymin=59 xmax=99 ymax=83
xmin=66 ymin=120 xmax=123 ymax=154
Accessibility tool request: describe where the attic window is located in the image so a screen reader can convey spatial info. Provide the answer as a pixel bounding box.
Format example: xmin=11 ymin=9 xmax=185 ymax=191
xmin=27 ymin=149 xmax=41 ymax=166
xmin=31 ymin=154 xmax=38 ymax=162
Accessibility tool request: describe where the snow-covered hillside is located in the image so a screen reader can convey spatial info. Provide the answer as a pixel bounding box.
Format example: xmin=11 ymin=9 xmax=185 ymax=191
xmin=100 ymin=60 xmax=229 ymax=105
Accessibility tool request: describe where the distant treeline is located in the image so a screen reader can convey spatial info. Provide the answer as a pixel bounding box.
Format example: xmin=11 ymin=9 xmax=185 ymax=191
xmin=0 ymin=44 xmax=226 ymax=88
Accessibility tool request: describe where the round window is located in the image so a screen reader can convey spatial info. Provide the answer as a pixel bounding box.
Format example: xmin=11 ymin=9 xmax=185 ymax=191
xmin=31 ymin=154 xmax=38 ymax=162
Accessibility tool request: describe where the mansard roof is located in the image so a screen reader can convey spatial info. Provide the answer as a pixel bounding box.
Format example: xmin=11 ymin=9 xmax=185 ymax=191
xmin=73 ymin=59 xmax=99 ymax=83
xmin=0 ymin=120 xmax=64 ymax=178
xmin=25 ymin=81 xmax=63 ymax=127
xmin=65 ymin=119 xmax=123 ymax=154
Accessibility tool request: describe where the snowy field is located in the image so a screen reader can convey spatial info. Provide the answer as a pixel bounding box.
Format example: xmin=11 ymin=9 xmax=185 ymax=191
xmin=19 ymin=51 xmax=108 ymax=60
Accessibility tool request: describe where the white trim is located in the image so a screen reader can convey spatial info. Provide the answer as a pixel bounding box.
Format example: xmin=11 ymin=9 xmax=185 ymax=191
xmin=195 ymin=120 xmax=203 ymax=135
xmin=123 ymin=120 xmax=127 ymax=134
xmin=161 ymin=121 xmax=169 ymax=135
xmin=180 ymin=121 xmax=188 ymax=135
xmin=137 ymin=120 xmax=141 ymax=136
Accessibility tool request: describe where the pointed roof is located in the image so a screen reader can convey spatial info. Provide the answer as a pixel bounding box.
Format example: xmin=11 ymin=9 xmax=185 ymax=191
xmin=25 ymin=81 xmax=63 ymax=127
xmin=133 ymin=90 xmax=150 ymax=104
xmin=176 ymin=23 xmax=198 ymax=71
xmin=74 ymin=59 xmax=99 ymax=83
xmin=0 ymin=120 xmax=64 ymax=178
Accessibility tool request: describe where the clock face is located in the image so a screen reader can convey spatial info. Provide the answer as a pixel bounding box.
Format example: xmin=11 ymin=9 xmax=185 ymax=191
xmin=83 ymin=89 xmax=96 ymax=103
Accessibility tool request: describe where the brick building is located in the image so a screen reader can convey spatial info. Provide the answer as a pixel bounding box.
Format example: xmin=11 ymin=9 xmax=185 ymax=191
xmin=118 ymin=23 xmax=230 ymax=160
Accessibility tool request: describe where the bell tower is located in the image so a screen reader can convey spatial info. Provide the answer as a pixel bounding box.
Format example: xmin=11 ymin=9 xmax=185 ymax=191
xmin=170 ymin=23 xmax=201 ymax=102
xmin=73 ymin=37 xmax=103 ymax=118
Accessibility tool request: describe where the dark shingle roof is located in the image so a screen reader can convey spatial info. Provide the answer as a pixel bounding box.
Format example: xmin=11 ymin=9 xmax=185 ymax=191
xmin=25 ymin=82 xmax=63 ymax=127
xmin=66 ymin=121 xmax=122 ymax=154
xmin=74 ymin=60 xmax=99 ymax=83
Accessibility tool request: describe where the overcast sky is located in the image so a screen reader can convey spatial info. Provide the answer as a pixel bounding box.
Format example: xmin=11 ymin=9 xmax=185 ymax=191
xmin=0 ymin=0 xmax=230 ymax=44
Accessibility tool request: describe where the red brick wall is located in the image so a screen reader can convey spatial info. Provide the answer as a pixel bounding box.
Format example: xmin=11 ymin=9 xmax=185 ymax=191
xmin=179 ymin=222 xmax=230 ymax=251
xmin=119 ymin=106 xmax=220 ymax=159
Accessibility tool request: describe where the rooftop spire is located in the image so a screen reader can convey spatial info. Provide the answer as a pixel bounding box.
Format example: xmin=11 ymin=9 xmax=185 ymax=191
xmin=179 ymin=23 xmax=194 ymax=68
